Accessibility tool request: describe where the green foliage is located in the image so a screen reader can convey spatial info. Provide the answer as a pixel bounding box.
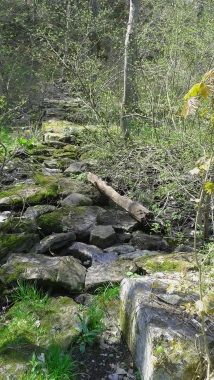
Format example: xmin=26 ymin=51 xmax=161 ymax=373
xmin=22 ymin=348 xmax=77 ymax=380
xmin=11 ymin=280 xmax=49 ymax=307
xmin=19 ymin=138 xmax=35 ymax=148
xmin=75 ymin=294 xmax=104 ymax=352
xmin=0 ymin=282 xmax=49 ymax=357
xmin=125 ymin=271 xmax=141 ymax=278
xmin=75 ymin=284 xmax=120 ymax=352
xmin=182 ymin=69 xmax=214 ymax=118
xmin=75 ymin=313 xmax=101 ymax=353
xmin=95 ymin=283 xmax=120 ymax=301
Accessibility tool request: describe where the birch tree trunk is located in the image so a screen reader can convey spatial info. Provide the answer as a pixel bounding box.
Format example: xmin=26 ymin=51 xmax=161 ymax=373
xmin=121 ymin=0 xmax=139 ymax=138
xmin=90 ymin=0 xmax=100 ymax=57
xmin=62 ymin=0 xmax=71 ymax=77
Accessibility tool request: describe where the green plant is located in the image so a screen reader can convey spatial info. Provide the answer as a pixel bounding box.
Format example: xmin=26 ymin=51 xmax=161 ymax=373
xmin=19 ymin=138 xmax=35 ymax=148
xmin=125 ymin=271 xmax=142 ymax=278
xmin=0 ymin=285 xmax=49 ymax=357
xmin=95 ymin=283 xmax=120 ymax=302
xmin=11 ymin=280 xmax=49 ymax=308
xmin=182 ymin=69 xmax=214 ymax=379
xmin=134 ymin=371 xmax=141 ymax=380
xmin=75 ymin=313 xmax=101 ymax=353
xmin=75 ymin=288 xmax=112 ymax=353
xmin=22 ymin=348 xmax=77 ymax=380
xmin=150 ymin=222 xmax=161 ymax=234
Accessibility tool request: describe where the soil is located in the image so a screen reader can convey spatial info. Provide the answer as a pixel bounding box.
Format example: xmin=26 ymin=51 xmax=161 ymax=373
xmin=73 ymin=338 xmax=139 ymax=380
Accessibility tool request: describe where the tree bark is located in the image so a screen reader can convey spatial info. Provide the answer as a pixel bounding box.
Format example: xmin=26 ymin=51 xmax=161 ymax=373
xmin=61 ymin=0 xmax=71 ymax=77
xmin=121 ymin=0 xmax=139 ymax=138
xmin=87 ymin=172 xmax=153 ymax=223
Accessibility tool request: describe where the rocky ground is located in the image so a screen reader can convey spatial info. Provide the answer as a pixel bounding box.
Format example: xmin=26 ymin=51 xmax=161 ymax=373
xmin=0 ymin=119 xmax=213 ymax=379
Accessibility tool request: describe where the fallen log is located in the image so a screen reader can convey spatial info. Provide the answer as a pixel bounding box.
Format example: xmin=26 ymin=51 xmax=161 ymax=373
xmin=87 ymin=172 xmax=154 ymax=224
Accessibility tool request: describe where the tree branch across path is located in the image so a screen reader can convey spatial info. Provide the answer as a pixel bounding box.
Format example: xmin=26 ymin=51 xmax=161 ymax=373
xmin=87 ymin=172 xmax=154 ymax=224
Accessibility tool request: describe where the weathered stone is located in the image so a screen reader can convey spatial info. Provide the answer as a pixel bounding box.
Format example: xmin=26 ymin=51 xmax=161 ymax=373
xmin=37 ymin=206 xmax=105 ymax=238
xmin=0 ymin=183 xmax=59 ymax=210
xmin=134 ymin=252 xmax=197 ymax=274
xmin=97 ymin=210 xmax=140 ymax=232
xmin=30 ymin=232 xmax=76 ymax=254
xmin=0 ymin=253 xmax=86 ymax=292
xmin=90 ymin=225 xmax=117 ymax=249
xmin=0 ymin=217 xmax=38 ymax=234
xmin=23 ymin=204 xmax=56 ymax=219
xmin=0 ymin=233 xmax=39 ymax=261
xmin=60 ymin=241 xmax=102 ymax=262
xmin=119 ymin=250 xmax=161 ymax=261
xmin=92 ymin=251 xmax=118 ymax=264
xmin=58 ymin=177 xmax=107 ymax=205
xmin=120 ymin=277 xmax=210 ymax=380
xmin=130 ymin=231 xmax=170 ymax=252
xmin=43 ymin=159 xmax=59 ymax=169
xmin=64 ymin=161 xmax=89 ymax=174
xmin=104 ymin=244 xmax=136 ymax=255
xmin=42 ymin=167 xmax=62 ymax=175
xmin=61 ymin=193 xmax=92 ymax=207
xmin=0 ymin=211 xmax=12 ymax=224
xmin=60 ymin=241 xmax=118 ymax=266
xmin=85 ymin=260 xmax=137 ymax=290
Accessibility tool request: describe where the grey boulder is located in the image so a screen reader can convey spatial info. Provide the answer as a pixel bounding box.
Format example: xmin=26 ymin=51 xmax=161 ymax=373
xmin=90 ymin=225 xmax=117 ymax=249
xmin=0 ymin=253 xmax=86 ymax=292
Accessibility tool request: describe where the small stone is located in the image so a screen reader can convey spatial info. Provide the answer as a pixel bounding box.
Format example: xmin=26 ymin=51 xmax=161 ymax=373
xmin=116 ymin=368 xmax=127 ymax=375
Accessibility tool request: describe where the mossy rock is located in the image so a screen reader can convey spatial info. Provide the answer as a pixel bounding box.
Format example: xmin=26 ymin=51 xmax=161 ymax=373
xmin=27 ymin=147 xmax=55 ymax=156
xmin=42 ymin=119 xmax=84 ymax=133
xmin=58 ymin=177 xmax=106 ymax=205
xmin=0 ymin=260 xmax=34 ymax=283
xmin=0 ymin=217 xmax=37 ymax=234
xmin=134 ymin=253 xmax=197 ymax=274
xmin=0 ymin=233 xmax=39 ymax=260
xmin=0 ymin=185 xmax=25 ymax=209
xmin=37 ymin=205 xmax=104 ymax=236
xmin=53 ymin=146 xmax=79 ymax=159
xmin=33 ymin=172 xmax=58 ymax=186
xmin=0 ymin=182 xmax=59 ymax=209
xmin=0 ymin=295 xmax=79 ymax=379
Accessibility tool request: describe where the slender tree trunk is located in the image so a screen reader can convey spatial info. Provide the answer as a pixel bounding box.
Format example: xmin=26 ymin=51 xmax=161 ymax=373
xmin=90 ymin=0 xmax=100 ymax=57
xmin=121 ymin=0 xmax=139 ymax=138
xmin=62 ymin=0 xmax=71 ymax=77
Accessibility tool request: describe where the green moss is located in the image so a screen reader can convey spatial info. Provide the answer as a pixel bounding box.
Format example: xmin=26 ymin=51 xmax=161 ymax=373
xmin=37 ymin=209 xmax=65 ymax=235
xmin=33 ymin=172 xmax=57 ymax=186
xmin=0 ymin=217 xmax=37 ymax=234
xmin=0 ymin=262 xmax=35 ymax=284
xmin=152 ymin=337 xmax=203 ymax=379
xmin=0 ymin=293 xmax=79 ymax=379
xmin=145 ymin=260 xmax=182 ymax=272
xmin=0 ymin=185 xmax=24 ymax=199
xmin=0 ymin=234 xmax=38 ymax=258
xmin=135 ymin=253 xmax=196 ymax=274
xmin=53 ymin=148 xmax=78 ymax=159
xmin=27 ymin=183 xmax=59 ymax=204
xmin=37 ymin=206 xmax=91 ymax=235
xmin=27 ymin=147 xmax=55 ymax=156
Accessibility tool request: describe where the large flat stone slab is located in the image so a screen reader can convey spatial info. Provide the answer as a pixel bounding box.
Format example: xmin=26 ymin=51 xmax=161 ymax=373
xmin=85 ymin=260 xmax=137 ymax=290
xmin=120 ymin=276 xmax=214 ymax=380
xmin=0 ymin=253 xmax=86 ymax=292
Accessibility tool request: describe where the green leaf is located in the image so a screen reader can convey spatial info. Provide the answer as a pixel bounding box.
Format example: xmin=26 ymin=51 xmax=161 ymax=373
xmin=156 ymin=346 xmax=164 ymax=354
xmin=183 ymin=83 xmax=201 ymax=99
xmin=125 ymin=271 xmax=134 ymax=277
xmin=199 ymin=83 xmax=212 ymax=99
xmin=19 ymin=138 xmax=27 ymax=145
xmin=204 ymin=182 xmax=214 ymax=195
